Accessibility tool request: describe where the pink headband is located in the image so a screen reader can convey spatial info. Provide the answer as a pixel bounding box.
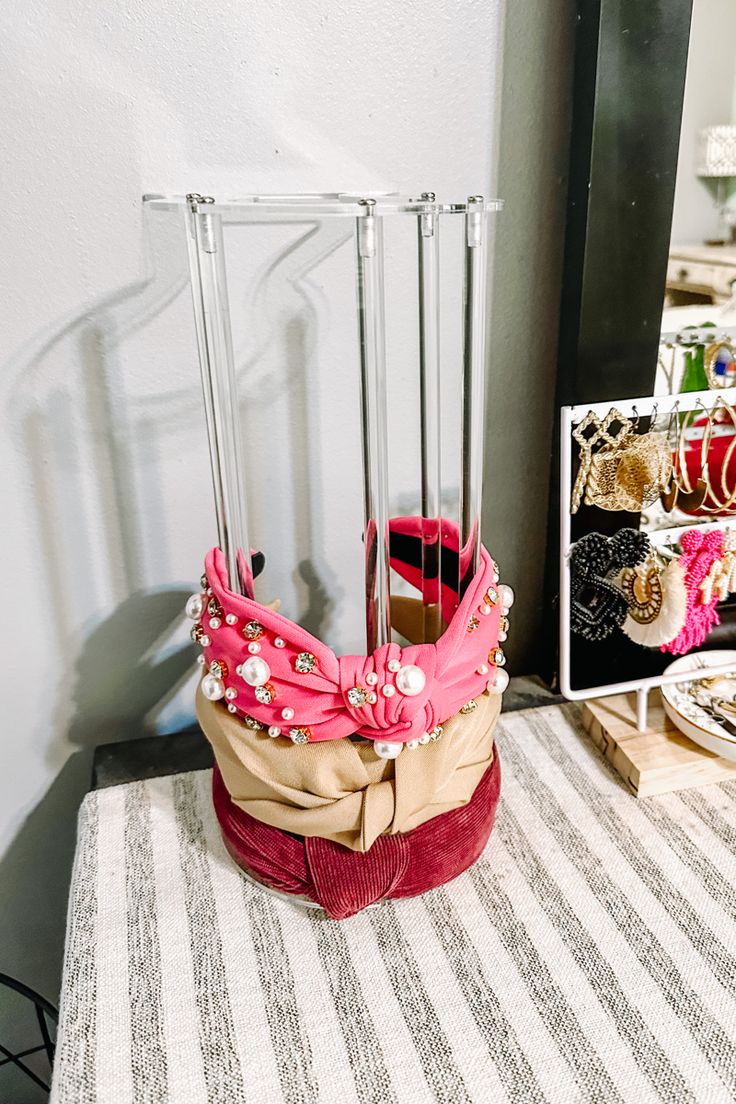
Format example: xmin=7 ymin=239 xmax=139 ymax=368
xmin=188 ymin=517 xmax=512 ymax=758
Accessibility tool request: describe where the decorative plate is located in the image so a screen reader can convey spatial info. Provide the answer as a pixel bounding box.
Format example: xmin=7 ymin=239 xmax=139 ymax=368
xmin=661 ymin=650 xmax=736 ymax=761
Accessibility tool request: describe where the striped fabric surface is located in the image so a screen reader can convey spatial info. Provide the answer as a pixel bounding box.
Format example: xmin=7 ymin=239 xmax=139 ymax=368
xmin=52 ymin=703 xmax=736 ymax=1104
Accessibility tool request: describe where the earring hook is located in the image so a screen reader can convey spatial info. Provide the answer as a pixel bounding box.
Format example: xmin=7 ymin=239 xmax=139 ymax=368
xmin=666 ymin=399 xmax=680 ymax=440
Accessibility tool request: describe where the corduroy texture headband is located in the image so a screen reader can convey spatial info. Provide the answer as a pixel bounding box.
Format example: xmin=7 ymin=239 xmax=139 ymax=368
xmin=212 ymin=750 xmax=501 ymax=920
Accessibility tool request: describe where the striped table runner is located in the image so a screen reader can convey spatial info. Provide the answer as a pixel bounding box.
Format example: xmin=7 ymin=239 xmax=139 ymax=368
xmin=51 ymin=704 xmax=736 ymax=1103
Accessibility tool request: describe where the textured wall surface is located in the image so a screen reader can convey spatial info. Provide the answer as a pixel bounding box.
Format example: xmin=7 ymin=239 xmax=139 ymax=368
xmin=0 ymin=0 xmax=573 ymax=1005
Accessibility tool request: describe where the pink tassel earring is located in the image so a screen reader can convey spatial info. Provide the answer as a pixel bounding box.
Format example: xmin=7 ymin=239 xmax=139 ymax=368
xmin=660 ymin=528 xmax=725 ymax=656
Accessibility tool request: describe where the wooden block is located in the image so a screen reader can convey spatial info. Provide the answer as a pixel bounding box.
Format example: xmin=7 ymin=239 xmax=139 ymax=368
xmin=581 ymin=691 xmax=736 ymax=797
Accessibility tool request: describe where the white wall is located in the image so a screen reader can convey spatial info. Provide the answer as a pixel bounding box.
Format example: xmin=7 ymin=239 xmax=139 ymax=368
xmin=0 ymin=0 xmax=573 ymax=1004
xmin=670 ymin=0 xmax=736 ymax=243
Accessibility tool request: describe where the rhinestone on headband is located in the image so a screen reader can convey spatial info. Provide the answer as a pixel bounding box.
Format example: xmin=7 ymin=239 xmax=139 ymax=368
xmin=255 ymin=683 xmax=276 ymax=705
xmin=295 ymin=652 xmax=316 ymax=674
xmin=289 ymin=727 xmax=311 ymax=745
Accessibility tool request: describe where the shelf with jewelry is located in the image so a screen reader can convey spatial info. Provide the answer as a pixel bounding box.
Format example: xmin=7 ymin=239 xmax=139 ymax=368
xmin=559 ymin=387 xmax=736 ymax=794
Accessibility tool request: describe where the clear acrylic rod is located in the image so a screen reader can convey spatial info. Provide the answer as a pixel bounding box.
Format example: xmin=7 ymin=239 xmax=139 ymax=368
xmin=356 ymin=199 xmax=391 ymax=651
xmin=459 ymin=196 xmax=488 ymax=596
xmin=185 ymin=194 xmax=253 ymax=597
xmin=417 ymin=193 xmax=442 ymax=640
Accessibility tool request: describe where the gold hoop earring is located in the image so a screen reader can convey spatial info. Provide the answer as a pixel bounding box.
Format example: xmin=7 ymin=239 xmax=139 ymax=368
xmin=699 ymin=398 xmax=736 ymax=514
xmin=661 ymin=406 xmax=708 ymax=512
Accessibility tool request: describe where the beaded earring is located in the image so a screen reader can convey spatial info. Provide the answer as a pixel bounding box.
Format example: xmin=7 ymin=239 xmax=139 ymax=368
xmin=660 ymin=528 xmax=725 ymax=656
xmin=701 ymin=529 xmax=736 ymax=604
xmin=569 ymin=528 xmax=650 ymax=641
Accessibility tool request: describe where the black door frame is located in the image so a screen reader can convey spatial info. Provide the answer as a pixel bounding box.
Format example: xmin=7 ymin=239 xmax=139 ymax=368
xmin=543 ymin=0 xmax=694 ymax=685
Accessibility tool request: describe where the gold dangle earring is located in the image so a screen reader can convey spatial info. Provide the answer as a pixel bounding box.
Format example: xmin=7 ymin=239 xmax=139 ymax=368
xmin=660 ymin=401 xmax=683 ymax=512
xmin=699 ymin=397 xmax=736 ymax=515
xmin=661 ymin=405 xmax=708 ymax=513
xmin=570 ymin=408 xmax=633 ymax=514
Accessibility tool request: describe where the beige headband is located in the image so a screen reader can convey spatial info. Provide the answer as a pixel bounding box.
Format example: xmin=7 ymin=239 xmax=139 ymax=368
xmin=197 ymin=687 xmax=499 ymax=852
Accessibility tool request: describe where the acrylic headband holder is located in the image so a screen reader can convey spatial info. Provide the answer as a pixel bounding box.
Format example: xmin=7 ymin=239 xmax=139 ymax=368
xmin=146 ymin=191 xmax=503 ymax=654
xmin=560 ymin=387 xmax=736 ymax=731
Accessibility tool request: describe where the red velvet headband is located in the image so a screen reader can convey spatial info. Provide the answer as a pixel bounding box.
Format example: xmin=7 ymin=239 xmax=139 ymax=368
xmin=212 ymin=753 xmax=501 ymax=920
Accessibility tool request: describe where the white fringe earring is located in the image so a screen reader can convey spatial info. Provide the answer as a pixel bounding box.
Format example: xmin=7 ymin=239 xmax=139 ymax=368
xmin=619 ymin=556 xmax=687 ymax=648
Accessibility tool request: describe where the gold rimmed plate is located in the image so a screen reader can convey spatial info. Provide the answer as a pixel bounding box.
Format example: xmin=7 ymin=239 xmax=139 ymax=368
xmin=662 ymin=650 xmax=736 ymax=761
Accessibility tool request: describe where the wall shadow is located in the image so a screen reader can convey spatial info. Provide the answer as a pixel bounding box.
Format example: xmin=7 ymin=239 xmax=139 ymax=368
xmin=0 ymin=209 xmax=353 ymax=1014
xmin=0 ymin=201 xmax=199 ymax=1011
xmin=66 ymin=589 xmax=197 ymax=751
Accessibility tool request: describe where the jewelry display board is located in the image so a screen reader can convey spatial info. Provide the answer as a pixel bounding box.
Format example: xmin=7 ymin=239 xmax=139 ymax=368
xmin=560 ymin=388 xmax=736 ymax=731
